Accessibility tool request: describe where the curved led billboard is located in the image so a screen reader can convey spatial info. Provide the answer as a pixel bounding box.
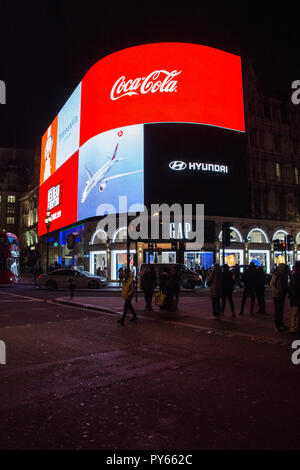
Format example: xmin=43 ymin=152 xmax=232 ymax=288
xmin=38 ymin=42 xmax=245 ymax=236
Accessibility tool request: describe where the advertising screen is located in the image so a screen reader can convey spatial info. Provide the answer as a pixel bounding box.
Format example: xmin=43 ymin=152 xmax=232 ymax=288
xmin=38 ymin=42 xmax=245 ymax=236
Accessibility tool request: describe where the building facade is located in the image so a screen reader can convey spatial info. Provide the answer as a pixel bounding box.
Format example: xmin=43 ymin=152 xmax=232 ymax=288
xmin=33 ymin=55 xmax=300 ymax=279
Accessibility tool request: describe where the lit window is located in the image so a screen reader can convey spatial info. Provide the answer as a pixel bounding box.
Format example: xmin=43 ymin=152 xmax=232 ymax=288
xmin=295 ymin=168 xmax=299 ymax=185
xmin=6 ymin=217 xmax=15 ymax=224
xmin=7 ymin=195 xmax=16 ymax=203
xmin=276 ymin=162 xmax=281 ymax=181
xmin=7 ymin=206 xmax=15 ymax=214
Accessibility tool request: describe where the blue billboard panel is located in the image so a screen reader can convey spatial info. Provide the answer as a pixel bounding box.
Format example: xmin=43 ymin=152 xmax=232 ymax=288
xmin=56 ymin=83 xmax=82 ymax=170
xmin=77 ymin=125 xmax=144 ymax=220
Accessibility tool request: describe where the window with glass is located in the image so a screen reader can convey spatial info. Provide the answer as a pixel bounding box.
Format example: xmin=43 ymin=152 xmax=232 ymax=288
xmin=6 ymin=217 xmax=15 ymax=225
xmin=7 ymin=195 xmax=16 ymax=203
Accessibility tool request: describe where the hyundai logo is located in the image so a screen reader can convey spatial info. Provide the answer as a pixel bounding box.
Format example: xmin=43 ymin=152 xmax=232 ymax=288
xmin=169 ymin=161 xmax=187 ymax=170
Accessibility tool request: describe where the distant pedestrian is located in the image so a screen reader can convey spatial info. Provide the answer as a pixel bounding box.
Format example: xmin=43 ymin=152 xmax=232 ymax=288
xmin=118 ymin=269 xmax=137 ymax=325
xmin=221 ymin=264 xmax=235 ymax=317
xmin=288 ymin=261 xmax=300 ymax=333
xmin=239 ymin=262 xmax=257 ymax=316
xmin=270 ymin=263 xmax=289 ymax=332
xmin=68 ymin=277 xmax=75 ymax=300
xmin=167 ymin=265 xmax=179 ymax=310
xmin=141 ymin=266 xmax=156 ymax=311
xmin=255 ymin=266 xmax=266 ymax=313
xmin=207 ymin=263 xmax=222 ymax=319
xmin=118 ymin=267 xmax=124 ymax=286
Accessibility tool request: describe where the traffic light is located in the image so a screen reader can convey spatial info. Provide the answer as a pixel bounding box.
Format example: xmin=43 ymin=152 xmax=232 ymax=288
xmin=222 ymin=222 xmax=231 ymax=247
xmin=273 ymin=239 xmax=285 ymax=251
xmin=157 ymin=247 xmax=162 ymax=255
xmin=286 ymin=235 xmax=294 ymax=251
xmin=171 ymin=240 xmax=177 ymax=251
xmin=148 ymin=241 xmax=154 ymax=255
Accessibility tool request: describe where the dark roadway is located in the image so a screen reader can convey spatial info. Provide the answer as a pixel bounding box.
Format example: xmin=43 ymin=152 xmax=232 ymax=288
xmin=0 ymin=284 xmax=300 ymax=451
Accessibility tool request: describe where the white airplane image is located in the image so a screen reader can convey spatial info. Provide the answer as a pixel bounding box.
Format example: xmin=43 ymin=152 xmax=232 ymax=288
xmin=81 ymin=143 xmax=143 ymax=204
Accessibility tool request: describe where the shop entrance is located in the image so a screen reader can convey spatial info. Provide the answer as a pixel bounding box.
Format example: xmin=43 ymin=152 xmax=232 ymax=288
xmin=112 ymin=250 xmax=136 ymax=280
xmin=89 ymin=251 xmax=107 ymax=276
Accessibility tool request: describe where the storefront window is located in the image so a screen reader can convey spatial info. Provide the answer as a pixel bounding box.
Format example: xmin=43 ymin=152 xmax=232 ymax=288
xmin=184 ymin=251 xmax=214 ymax=270
xmin=249 ymin=250 xmax=270 ymax=272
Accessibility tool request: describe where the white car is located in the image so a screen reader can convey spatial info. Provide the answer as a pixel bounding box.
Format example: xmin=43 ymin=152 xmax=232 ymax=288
xmin=38 ymin=268 xmax=108 ymax=290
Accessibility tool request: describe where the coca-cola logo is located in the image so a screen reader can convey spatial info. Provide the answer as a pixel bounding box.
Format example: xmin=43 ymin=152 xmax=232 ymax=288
xmin=110 ymin=70 xmax=182 ymax=101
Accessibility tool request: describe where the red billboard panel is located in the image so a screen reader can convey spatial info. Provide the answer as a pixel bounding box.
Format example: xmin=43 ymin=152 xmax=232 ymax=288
xmin=80 ymin=42 xmax=245 ymax=147
xmin=38 ymin=152 xmax=79 ymax=236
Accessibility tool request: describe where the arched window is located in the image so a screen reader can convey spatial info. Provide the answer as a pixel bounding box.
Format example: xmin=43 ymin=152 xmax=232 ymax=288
xmin=247 ymin=228 xmax=269 ymax=243
xmin=273 ymin=230 xmax=289 ymax=240
xmin=218 ymin=226 xmax=243 ymax=242
xmin=90 ymin=229 xmax=107 ymax=244
xmin=112 ymin=227 xmax=127 ymax=242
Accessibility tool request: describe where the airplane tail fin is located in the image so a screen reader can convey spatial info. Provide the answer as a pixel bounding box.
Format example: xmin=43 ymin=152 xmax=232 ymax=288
xmin=85 ymin=165 xmax=93 ymax=181
xmin=111 ymin=144 xmax=119 ymax=161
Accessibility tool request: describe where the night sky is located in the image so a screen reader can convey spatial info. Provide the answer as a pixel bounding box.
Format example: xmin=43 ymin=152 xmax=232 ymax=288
xmin=0 ymin=2 xmax=299 ymax=149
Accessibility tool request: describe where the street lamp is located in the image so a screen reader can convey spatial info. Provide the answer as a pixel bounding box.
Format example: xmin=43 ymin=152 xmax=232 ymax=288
xmin=45 ymin=211 xmax=52 ymax=272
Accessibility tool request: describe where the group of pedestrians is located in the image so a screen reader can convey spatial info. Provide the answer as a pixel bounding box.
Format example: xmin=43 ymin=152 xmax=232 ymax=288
xmin=207 ymin=262 xmax=265 ymax=319
xmin=118 ymin=266 xmax=180 ymax=325
xmin=207 ymin=261 xmax=300 ymax=333
xmin=117 ymin=261 xmax=300 ymax=333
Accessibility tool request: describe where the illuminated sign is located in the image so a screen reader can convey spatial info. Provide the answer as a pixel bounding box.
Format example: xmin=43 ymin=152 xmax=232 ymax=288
xmin=38 ymin=43 xmax=245 ymax=236
xmin=47 ymin=184 xmax=61 ymax=211
xmin=169 ymin=161 xmax=228 ymax=173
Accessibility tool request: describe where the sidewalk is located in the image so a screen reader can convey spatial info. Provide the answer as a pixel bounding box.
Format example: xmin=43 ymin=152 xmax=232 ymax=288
xmin=52 ymin=292 xmax=299 ymax=345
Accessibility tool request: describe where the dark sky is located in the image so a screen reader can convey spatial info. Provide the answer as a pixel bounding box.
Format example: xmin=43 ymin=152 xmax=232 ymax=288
xmin=0 ymin=2 xmax=299 ymax=149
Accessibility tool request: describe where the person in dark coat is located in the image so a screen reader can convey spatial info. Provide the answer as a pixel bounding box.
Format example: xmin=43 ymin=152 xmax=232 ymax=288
xmin=239 ymin=262 xmax=257 ymax=315
xmin=255 ymin=266 xmax=266 ymax=313
xmin=168 ymin=265 xmax=180 ymax=309
xmin=159 ymin=269 xmax=170 ymax=310
xmin=207 ymin=263 xmax=223 ymax=319
xmin=220 ymin=264 xmax=235 ymax=317
xmin=288 ymin=261 xmax=300 ymax=333
xmin=270 ymin=263 xmax=289 ymax=332
xmin=141 ymin=266 xmax=156 ymax=311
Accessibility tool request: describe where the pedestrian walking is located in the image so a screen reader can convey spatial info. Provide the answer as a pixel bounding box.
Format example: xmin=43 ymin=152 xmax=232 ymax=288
xmin=288 ymin=261 xmax=300 ymax=333
xmin=141 ymin=266 xmax=156 ymax=311
xmin=270 ymin=263 xmax=289 ymax=332
xmin=68 ymin=277 xmax=75 ymax=300
xmin=255 ymin=266 xmax=266 ymax=313
xmin=207 ymin=263 xmax=222 ymax=319
xmin=118 ymin=269 xmax=137 ymax=325
xmin=220 ymin=264 xmax=235 ymax=317
xmin=239 ymin=262 xmax=257 ymax=316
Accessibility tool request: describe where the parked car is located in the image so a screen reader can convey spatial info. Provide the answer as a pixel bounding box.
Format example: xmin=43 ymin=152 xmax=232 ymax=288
xmin=139 ymin=263 xmax=202 ymax=289
xmin=38 ymin=268 xmax=108 ymax=289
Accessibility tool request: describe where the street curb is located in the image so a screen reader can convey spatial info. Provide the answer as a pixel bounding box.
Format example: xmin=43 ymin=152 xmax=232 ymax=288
xmin=50 ymin=298 xmax=295 ymax=347
xmin=52 ymin=297 xmax=118 ymax=315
